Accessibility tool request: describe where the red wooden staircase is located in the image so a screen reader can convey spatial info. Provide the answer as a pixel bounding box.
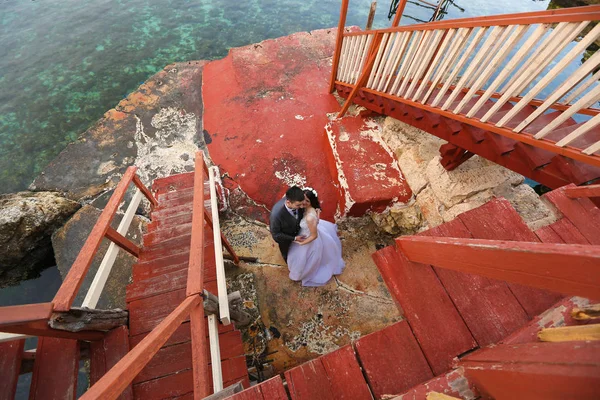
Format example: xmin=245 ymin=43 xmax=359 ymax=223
xmin=224 ymin=185 xmax=600 ymax=400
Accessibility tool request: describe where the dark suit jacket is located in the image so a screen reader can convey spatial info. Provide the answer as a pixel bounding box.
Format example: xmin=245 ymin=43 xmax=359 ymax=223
xmin=270 ymin=197 xmax=304 ymax=261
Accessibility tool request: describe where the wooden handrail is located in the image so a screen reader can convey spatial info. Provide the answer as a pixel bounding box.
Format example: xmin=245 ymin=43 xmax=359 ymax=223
xmin=0 ymin=303 xmax=53 ymax=326
xmin=80 ymin=295 xmax=202 ymax=400
xmin=396 ymin=236 xmax=600 ymax=299
xmin=187 ymin=152 xmax=206 ymax=297
xmin=133 ymin=174 xmax=159 ymax=208
xmin=345 ymin=6 xmax=600 ymax=36
xmin=53 ymin=167 xmax=138 ymax=312
xmin=565 ymin=184 xmax=600 ymax=199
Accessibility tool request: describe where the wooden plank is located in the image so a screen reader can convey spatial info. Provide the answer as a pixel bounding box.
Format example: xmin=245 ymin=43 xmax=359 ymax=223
xmin=54 ymin=167 xmax=137 ymax=312
xmin=208 ymin=314 xmax=223 ymax=392
xmin=0 ymin=302 xmax=53 ymax=326
xmin=320 ymin=345 xmax=373 ymax=399
xmin=565 ymin=185 xmax=600 ymax=199
xmin=397 ymin=236 xmax=600 ymax=299
xmin=0 ymin=339 xmax=24 ymax=400
xmin=458 ymin=198 xmax=562 ymax=318
xmin=538 ymin=324 xmax=600 ymax=342
xmin=81 ymin=295 xmax=201 ymax=400
xmin=188 ymin=152 xmax=206 ymax=297
xmin=354 ymin=320 xmax=433 ymax=398
xmin=544 ymin=185 xmax=600 ymax=245
xmin=535 ymin=225 xmax=565 ymax=244
xmin=460 ymin=341 xmax=600 ymax=400
xmin=372 ymin=246 xmax=476 ymax=375
xmin=147 ymin=212 xmax=194 ymax=232
xmin=1 ymin=319 xmax=104 ymax=341
xmin=258 ymin=375 xmax=288 ymax=400
xmin=105 ymin=226 xmax=140 ymax=258
xmin=29 ymin=337 xmax=79 ymax=400
xmin=420 ymin=218 xmax=529 ymax=346
xmin=142 ymin=223 xmax=193 ymax=245
xmin=152 ymin=172 xmax=195 ymax=196
xmin=129 ymin=319 xmax=234 ymax=349
xmin=549 ymin=218 xmax=590 ymax=245
xmin=191 ymin=298 xmax=213 ymax=400
xmin=133 ymin=368 xmax=194 ymax=400
xmin=105 ymin=326 xmax=133 ymax=400
xmin=285 ymin=357 xmax=335 ymax=400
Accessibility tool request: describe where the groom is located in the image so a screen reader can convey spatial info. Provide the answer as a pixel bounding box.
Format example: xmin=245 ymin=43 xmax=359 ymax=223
xmin=270 ymin=186 xmax=306 ymax=262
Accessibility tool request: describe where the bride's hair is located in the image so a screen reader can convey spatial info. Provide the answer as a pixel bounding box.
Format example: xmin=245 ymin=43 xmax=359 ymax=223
xmin=304 ymin=189 xmax=321 ymax=209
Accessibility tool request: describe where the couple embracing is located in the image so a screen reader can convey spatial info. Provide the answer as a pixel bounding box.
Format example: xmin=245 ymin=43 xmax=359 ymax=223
xmin=269 ymin=186 xmax=345 ymax=287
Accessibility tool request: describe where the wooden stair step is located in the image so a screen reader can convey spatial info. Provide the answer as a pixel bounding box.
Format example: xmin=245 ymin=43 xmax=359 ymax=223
xmin=132 ymin=356 xmax=248 ymax=399
xmin=139 ymin=234 xmax=193 ymax=259
xmin=513 ymin=142 xmax=554 ymax=170
xmin=147 ymin=213 xmax=194 ymax=232
xmin=549 ymin=156 xmax=600 ymax=186
xmin=535 ymin=224 xmax=566 ymax=244
xmin=151 ymin=203 xmax=194 ymax=220
xmin=0 ymin=339 xmax=24 ymax=400
xmin=90 ymin=326 xmax=133 ymax=400
xmin=372 ymin=246 xmax=477 ymax=375
xmin=132 ymin=252 xmax=194 ymax=280
xmin=420 ymin=218 xmax=529 ymax=347
xmin=129 ymin=321 xmax=234 ymax=349
xmin=397 ymin=366 xmax=479 ymax=400
xmin=29 ymin=337 xmax=79 ymax=400
xmin=543 ymin=218 xmax=590 ymax=245
xmin=458 ymin=198 xmax=563 ymax=318
xmin=543 ymin=184 xmax=600 ymax=245
xmin=133 ymin=330 xmax=244 ymax=384
xmin=143 ymin=224 xmax=193 ymax=246
xmin=156 ymin=186 xmax=195 ymax=203
xmin=354 ymin=320 xmax=433 ymax=399
xmin=284 ymin=345 xmax=372 ymax=400
xmin=152 ymin=172 xmax=195 ymax=196
xmin=225 ymin=375 xmax=288 ymax=400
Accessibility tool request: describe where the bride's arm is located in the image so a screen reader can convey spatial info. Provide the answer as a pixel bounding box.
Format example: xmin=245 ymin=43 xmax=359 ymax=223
xmin=299 ymin=215 xmax=318 ymax=246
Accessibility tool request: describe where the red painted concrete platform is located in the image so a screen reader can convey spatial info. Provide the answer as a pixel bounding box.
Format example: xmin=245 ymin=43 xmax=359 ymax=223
xmin=325 ymin=114 xmax=412 ymax=216
xmin=203 ymin=28 xmax=410 ymax=219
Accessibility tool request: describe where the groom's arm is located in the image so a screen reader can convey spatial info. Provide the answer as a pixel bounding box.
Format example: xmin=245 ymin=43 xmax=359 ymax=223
xmin=270 ymin=214 xmax=296 ymax=244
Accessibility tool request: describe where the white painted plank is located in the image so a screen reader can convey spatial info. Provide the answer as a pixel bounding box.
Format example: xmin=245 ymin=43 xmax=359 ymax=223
xmin=371 ymin=32 xmax=396 ymax=90
xmin=421 ymin=28 xmax=471 ymax=104
xmin=413 ymin=28 xmax=455 ymax=101
xmin=378 ymin=31 xmax=407 ymax=92
xmin=356 ymin=34 xmax=374 ymax=83
xmin=431 ymin=27 xmax=487 ymax=107
xmin=350 ymin=35 xmax=368 ymax=84
xmin=466 ymin=24 xmax=548 ymax=118
xmin=341 ymin=36 xmax=357 ymax=83
xmin=441 ymin=26 xmax=501 ymax=111
xmin=583 ymin=139 xmax=600 ymax=155
xmin=464 ymin=25 xmax=512 ymax=89
xmin=497 ymin=22 xmax=600 ymax=127
xmin=82 ymin=189 xmax=143 ymax=309
xmin=367 ymin=33 xmax=390 ymax=88
xmin=390 ymin=30 xmax=424 ymax=95
xmin=455 ymin=25 xmax=527 ymax=114
xmin=536 ymin=84 xmax=600 ymax=139
xmin=563 ymin=69 xmax=600 ymax=105
xmin=515 ymin=50 xmax=600 ymax=132
xmin=383 ymin=31 xmax=412 ymax=93
xmin=209 ymin=166 xmax=230 ymax=326
xmin=558 ymin=112 xmax=600 ymax=147
xmin=398 ymin=29 xmax=435 ymax=97
xmin=0 ymin=333 xmax=31 ymax=343
xmin=480 ymin=22 xmax=583 ymax=122
xmin=406 ymin=30 xmax=444 ymax=99
xmin=337 ymin=36 xmax=350 ymax=79
xmin=208 ymin=314 xmax=224 ymax=392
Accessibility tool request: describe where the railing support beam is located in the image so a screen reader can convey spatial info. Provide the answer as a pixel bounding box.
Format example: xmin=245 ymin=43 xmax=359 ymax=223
xmin=105 ymin=227 xmax=141 ymax=258
xmin=566 ymin=184 xmax=600 ymax=199
xmin=396 ymin=236 xmax=600 ymax=299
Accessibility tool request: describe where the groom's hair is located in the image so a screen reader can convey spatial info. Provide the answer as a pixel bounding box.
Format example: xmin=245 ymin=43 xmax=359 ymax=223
xmin=285 ymin=186 xmax=305 ymax=202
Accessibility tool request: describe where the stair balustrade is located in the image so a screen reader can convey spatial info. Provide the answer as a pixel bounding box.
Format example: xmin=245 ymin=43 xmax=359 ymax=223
xmin=331 ymin=6 xmax=600 ymax=168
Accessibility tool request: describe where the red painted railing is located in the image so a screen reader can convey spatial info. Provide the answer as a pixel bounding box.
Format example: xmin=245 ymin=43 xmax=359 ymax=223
xmin=330 ymin=5 xmax=600 ymax=168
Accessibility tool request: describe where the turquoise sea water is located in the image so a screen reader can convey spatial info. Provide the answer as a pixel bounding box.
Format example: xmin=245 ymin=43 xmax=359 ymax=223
xmin=0 ymin=0 xmax=552 ymax=194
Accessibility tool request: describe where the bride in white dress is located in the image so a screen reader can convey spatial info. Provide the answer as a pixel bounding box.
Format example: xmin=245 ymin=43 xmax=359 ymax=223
xmin=287 ymin=188 xmax=345 ymax=287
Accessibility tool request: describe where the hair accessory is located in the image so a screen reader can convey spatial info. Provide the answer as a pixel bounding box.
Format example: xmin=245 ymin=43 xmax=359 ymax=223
xmin=303 ymin=186 xmax=318 ymax=198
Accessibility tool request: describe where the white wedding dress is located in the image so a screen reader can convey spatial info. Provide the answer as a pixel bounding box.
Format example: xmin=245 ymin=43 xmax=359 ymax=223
xmin=287 ymin=209 xmax=345 ymax=287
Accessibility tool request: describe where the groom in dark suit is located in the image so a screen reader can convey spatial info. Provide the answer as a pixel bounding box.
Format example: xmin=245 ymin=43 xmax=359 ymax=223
xmin=270 ymin=186 xmax=306 ymax=262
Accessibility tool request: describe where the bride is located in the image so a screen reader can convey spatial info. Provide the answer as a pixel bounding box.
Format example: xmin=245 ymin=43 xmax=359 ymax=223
xmin=287 ymin=188 xmax=345 ymax=287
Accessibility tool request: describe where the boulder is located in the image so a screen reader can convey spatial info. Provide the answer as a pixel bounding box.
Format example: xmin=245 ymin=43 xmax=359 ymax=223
xmin=0 ymin=191 xmax=80 ymax=287
xmin=369 ymin=201 xmax=425 ymax=236
xmin=52 ymin=205 xmax=147 ymax=309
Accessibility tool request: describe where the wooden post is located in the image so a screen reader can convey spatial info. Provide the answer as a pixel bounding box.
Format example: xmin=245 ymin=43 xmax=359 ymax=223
xmin=366 ymin=1 xmax=377 ymax=31
xmin=329 ymin=0 xmax=351 ymax=93
xmin=392 ymin=0 xmax=408 ymax=27
xmin=187 ymin=152 xmax=205 ymax=297
xmin=190 ymin=301 xmax=211 ymax=399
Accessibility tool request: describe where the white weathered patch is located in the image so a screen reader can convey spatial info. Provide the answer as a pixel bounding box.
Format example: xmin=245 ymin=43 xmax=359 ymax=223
xmin=274 ymin=168 xmax=306 ymax=188
xmin=133 ymin=108 xmax=198 ymax=186
xmin=339 ymin=132 xmax=350 ymax=142
xmin=325 ymin=122 xmax=355 ymax=218
xmin=294 ymin=115 xmax=304 ymax=120
xmin=256 ymin=139 xmax=262 ymax=143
